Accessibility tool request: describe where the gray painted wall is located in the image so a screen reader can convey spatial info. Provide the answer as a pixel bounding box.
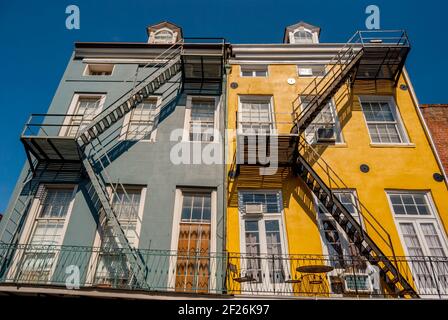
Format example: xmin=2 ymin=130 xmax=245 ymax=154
xmin=0 ymin=54 xmax=226 ymax=257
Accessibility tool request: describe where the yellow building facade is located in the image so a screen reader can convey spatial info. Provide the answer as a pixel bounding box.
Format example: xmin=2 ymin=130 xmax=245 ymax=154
xmin=225 ymin=23 xmax=448 ymax=298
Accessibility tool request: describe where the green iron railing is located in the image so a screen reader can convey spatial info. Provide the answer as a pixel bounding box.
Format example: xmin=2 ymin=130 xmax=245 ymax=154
xmin=0 ymin=244 xmax=447 ymax=299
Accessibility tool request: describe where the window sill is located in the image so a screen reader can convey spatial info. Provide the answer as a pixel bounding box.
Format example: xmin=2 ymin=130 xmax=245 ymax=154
xmin=369 ymin=143 xmax=416 ymax=148
xmin=311 ymin=143 xmax=348 ymax=148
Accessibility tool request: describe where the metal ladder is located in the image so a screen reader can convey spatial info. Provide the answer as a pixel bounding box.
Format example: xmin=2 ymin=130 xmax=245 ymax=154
xmin=295 ymin=140 xmax=418 ymax=298
xmin=292 ymin=32 xmax=364 ymax=134
xmin=75 ymin=42 xmax=183 ymax=289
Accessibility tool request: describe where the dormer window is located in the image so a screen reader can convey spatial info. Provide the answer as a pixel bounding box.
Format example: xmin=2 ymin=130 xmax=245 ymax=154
xmin=154 ymin=30 xmax=174 ymax=43
xmin=147 ymin=21 xmax=182 ymax=44
xmin=284 ymin=21 xmax=320 ymax=44
xmin=293 ymin=30 xmax=313 ymax=44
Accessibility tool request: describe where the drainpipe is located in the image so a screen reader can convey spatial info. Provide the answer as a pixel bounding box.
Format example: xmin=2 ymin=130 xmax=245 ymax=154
xmin=221 ymin=49 xmax=231 ymax=292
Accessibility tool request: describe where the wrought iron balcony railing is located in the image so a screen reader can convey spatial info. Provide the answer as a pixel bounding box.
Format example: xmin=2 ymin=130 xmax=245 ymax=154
xmin=0 ymin=244 xmax=447 ymax=299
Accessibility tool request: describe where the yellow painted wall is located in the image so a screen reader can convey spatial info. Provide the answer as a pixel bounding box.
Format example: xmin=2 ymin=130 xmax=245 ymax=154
xmin=226 ymin=64 xmax=448 ymax=259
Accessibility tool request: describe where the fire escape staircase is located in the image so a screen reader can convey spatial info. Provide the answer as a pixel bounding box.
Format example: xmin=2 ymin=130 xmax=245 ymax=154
xmin=1 ymin=43 xmax=184 ymax=289
xmin=291 ymin=31 xmax=417 ymax=298
xmin=76 ymin=48 xmax=182 ymax=289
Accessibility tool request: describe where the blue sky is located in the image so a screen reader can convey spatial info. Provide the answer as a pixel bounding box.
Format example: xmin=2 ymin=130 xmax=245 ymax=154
xmin=0 ymin=0 xmax=447 ymax=213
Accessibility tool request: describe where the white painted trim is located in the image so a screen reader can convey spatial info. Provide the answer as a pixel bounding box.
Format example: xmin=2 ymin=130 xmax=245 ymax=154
xmin=119 ymin=96 xmax=162 ymax=142
xmin=182 ymin=95 xmax=220 ymax=143
xmin=149 ymin=28 xmax=177 ymax=44
xmin=60 ymin=93 xmax=106 ymax=137
xmin=83 ymin=58 xmax=163 ymax=64
xmin=387 ymin=190 xmax=448 ymax=297
xmin=386 ymin=190 xmax=448 ymax=247
xmin=8 ymin=184 xmax=78 ymax=281
xmin=237 ymin=189 xmax=291 ymax=294
xmin=167 ymin=188 xmax=218 ymax=291
xmin=86 ymin=185 xmax=147 ymax=285
xmin=358 ymin=95 xmax=410 ymax=145
xmin=289 ymin=27 xmax=319 ymax=44
xmin=239 ymin=65 xmax=269 ymax=78
xmin=237 ymin=95 xmax=276 ymax=135
xmin=303 ymin=98 xmax=345 ymax=145
xmin=296 ymin=64 xmax=326 ymax=78
xmin=82 ymin=64 xmax=115 ymax=76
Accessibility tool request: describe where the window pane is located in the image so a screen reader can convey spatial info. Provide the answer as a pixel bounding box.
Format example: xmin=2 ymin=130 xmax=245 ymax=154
xmin=420 ymin=223 xmax=445 ymax=257
xmin=181 ymin=192 xmax=211 ymax=222
xmin=40 ymin=188 xmax=73 ymax=218
xmin=190 ymin=99 xmax=215 ymax=142
xmin=400 ymin=223 xmax=425 ymax=256
xmin=361 ymin=100 xmax=404 ymax=144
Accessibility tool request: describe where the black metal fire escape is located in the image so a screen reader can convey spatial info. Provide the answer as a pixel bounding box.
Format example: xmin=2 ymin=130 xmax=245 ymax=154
xmin=1 ymin=38 xmax=226 ymax=289
xmin=290 ymin=30 xmax=417 ymax=298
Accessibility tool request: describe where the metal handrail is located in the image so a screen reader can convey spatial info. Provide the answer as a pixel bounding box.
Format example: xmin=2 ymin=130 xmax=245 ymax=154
xmin=298 ymin=137 xmax=395 ymax=252
xmin=292 ymin=30 xmax=409 ymax=127
xmin=1 ymin=243 xmax=446 ymax=298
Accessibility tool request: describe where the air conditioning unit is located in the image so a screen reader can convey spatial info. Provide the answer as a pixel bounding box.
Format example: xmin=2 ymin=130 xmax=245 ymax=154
xmin=245 ymin=203 xmax=264 ymax=215
xmin=343 ymin=273 xmax=373 ymax=293
xmin=316 ymin=127 xmax=336 ymax=143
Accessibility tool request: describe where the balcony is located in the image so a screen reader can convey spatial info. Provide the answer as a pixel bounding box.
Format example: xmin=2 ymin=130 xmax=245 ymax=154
xmin=353 ymin=30 xmax=410 ymax=82
xmin=21 ymin=114 xmax=86 ymax=168
xmin=235 ymin=111 xmax=298 ymax=169
xmin=181 ymin=38 xmax=227 ymax=95
xmin=0 ymin=244 xmax=446 ymax=299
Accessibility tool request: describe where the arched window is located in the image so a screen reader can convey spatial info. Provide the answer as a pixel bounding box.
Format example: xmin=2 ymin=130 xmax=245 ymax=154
xmin=293 ymin=30 xmax=313 ymax=44
xmin=154 ymin=30 xmax=174 ymax=43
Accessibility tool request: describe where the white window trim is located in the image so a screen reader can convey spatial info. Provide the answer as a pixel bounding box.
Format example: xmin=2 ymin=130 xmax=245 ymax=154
xmin=302 ymin=97 xmax=344 ymax=145
xmin=59 ymin=93 xmax=106 ymax=137
xmin=240 ymin=65 xmax=269 ymax=78
xmin=119 ymin=96 xmax=162 ymax=142
xmin=8 ymin=184 xmax=78 ymax=282
xmin=237 ymin=95 xmax=277 ymax=135
xmin=314 ymin=189 xmax=363 ymax=257
xmin=238 ymin=190 xmax=291 ymax=294
xmin=167 ymin=188 xmax=217 ymax=291
xmin=150 ymin=28 xmax=177 ymax=44
xmin=83 ymin=64 xmax=115 ymax=76
xmin=297 ymin=64 xmax=326 ymax=77
xmin=358 ymin=95 xmax=411 ymax=146
xmin=313 ymin=189 xmax=378 ymax=295
xmin=387 ymin=190 xmax=448 ymax=246
xmin=289 ymin=27 xmax=319 ymax=44
xmin=387 ymin=190 xmax=448 ymax=297
xmin=182 ymin=95 xmax=220 ymax=143
xmin=86 ymin=186 xmax=147 ymax=286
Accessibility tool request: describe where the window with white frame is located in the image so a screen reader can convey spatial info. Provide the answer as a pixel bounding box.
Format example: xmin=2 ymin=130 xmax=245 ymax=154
xmin=93 ymin=186 xmax=145 ymax=287
xmin=239 ymin=191 xmax=287 ymax=289
xmin=317 ymin=190 xmax=362 ymax=267
xmin=16 ymin=185 xmax=75 ymax=282
xmin=187 ymin=97 xmax=217 ymax=142
xmin=300 ymin=96 xmax=342 ymax=144
xmin=316 ymin=190 xmax=378 ymax=294
xmin=84 ymin=64 xmax=114 ymax=76
xmin=293 ymin=30 xmax=313 ymax=44
xmin=153 ymin=30 xmax=174 ymax=44
xmin=388 ymin=191 xmax=448 ymax=296
xmin=175 ymin=190 xmax=213 ymax=293
xmin=238 ymin=96 xmax=274 ymax=135
xmin=124 ymin=98 xmax=158 ymax=140
xmin=241 ymin=65 xmax=268 ymax=77
xmin=63 ymin=94 xmax=105 ymax=137
xmin=298 ymin=65 xmax=326 ymax=77
xmin=360 ymin=97 xmax=408 ymax=144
